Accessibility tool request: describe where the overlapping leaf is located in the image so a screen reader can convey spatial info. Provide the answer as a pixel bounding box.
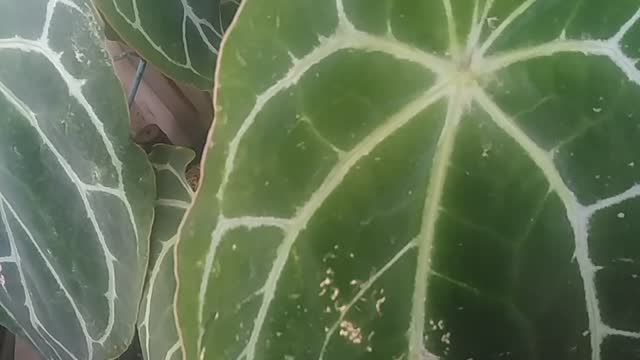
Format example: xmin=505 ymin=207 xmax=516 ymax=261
xmin=0 ymin=0 xmax=155 ymax=358
xmin=176 ymin=0 xmax=640 ymax=359
xmin=138 ymin=144 xmax=194 ymax=360
xmin=94 ymin=0 xmax=239 ymax=89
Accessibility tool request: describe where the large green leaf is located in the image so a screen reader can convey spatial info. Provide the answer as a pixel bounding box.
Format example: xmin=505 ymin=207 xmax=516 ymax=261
xmin=176 ymin=0 xmax=640 ymax=359
xmin=94 ymin=0 xmax=238 ymax=89
xmin=138 ymin=144 xmax=194 ymax=360
xmin=0 ymin=0 xmax=155 ymax=359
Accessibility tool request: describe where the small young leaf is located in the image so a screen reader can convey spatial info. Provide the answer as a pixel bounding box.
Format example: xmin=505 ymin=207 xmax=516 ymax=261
xmin=138 ymin=145 xmax=195 ymax=360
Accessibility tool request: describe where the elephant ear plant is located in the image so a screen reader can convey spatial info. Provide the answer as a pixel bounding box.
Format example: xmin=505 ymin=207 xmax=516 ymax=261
xmin=0 ymin=0 xmax=155 ymax=358
xmin=139 ymin=144 xmax=195 ymax=360
xmin=2 ymin=0 xmax=640 ymax=360
xmin=177 ymin=0 xmax=640 ymax=359
xmin=93 ymin=0 xmax=238 ymax=89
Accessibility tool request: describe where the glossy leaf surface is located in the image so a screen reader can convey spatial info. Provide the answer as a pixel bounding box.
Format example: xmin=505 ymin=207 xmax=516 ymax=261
xmin=139 ymin=145 xmax=194 ymax=360
xmin=0 ymin=0 xmax=155 ymax=358
xmin=177 ymin=1 xmax=640 ymax=359
xmin=94 ymin=0 xmax=238 ymax=89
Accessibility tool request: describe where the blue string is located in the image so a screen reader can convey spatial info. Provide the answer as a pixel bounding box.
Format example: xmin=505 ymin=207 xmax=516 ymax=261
xmin=128 ymin=59 xmax=147 ymax=108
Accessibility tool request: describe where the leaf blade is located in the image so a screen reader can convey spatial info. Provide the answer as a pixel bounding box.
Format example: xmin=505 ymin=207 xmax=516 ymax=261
xmin=138 ymin=144 xmax=195 ymax=360
xmin=94 ymin=0 xmax=239 ymax=89
xmin=0 ymin=1 xmax=155 ymax=358
xmin=177 ymin=1 xmax=640 ymax=359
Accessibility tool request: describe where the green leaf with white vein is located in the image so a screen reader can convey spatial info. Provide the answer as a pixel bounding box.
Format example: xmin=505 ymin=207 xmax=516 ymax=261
xmin=175 ymin=0 xmax=640 ymax=359
xmin=138 ymin=144 xmax=194 ymax=360
xmin=0 ymin=0 xmax=155 ymax=359
xmin=93 ymin=0 xmax=238 ymax=89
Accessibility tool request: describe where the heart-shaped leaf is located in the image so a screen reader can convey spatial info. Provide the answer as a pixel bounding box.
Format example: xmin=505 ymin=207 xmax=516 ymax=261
xmin=176 ymin=1 xmax=640 ymax=359
xmin=94 ymin=0 xmax=239 ymax=89
xmin=0 ymin=0 xmax=155 ymax=358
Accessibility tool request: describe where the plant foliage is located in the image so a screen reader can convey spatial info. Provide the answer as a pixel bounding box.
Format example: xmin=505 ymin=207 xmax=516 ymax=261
xmin=0 ymin=0 xmax=155 ymax=358
xmin=94 ymin=0 xmax=238 ymax=89
xmin=175 ymin=0 xmax=640 ymax=359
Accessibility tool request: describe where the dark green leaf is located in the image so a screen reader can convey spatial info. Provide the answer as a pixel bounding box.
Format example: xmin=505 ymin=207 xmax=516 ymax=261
xmin=176 ymin=1 xmax=640 ymax=359
xmin=138 ymin=145 xmax=195 ymax=360
xmin=0 ymin=0 xmax=155 ymax=358
xmin=94 ymin=0 xmax=239 ymax=89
